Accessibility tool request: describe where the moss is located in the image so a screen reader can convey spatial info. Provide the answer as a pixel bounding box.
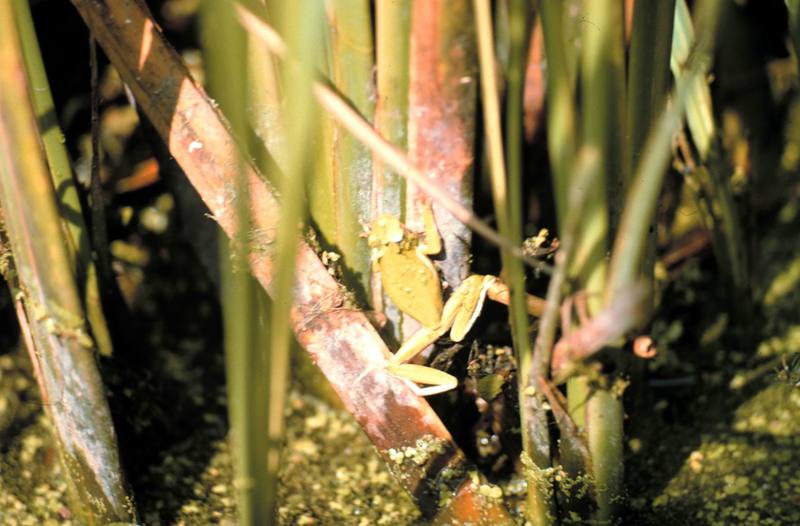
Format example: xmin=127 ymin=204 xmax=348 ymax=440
xmin=624 ymin=343 xmax=800 ymax=525
xmin=278 ymin=394 xmax=422 ymax=525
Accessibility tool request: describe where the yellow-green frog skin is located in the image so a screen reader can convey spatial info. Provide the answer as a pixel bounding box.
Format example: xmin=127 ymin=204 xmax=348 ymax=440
xmin=368 ymin=205 xmax=495 ymax=396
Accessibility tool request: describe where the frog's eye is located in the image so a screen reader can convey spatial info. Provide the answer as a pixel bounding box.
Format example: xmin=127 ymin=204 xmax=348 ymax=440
xmin=372 ymin=214 xmax=404 ymax=244
xmin=385 ymin=222 xmax=404 ymax=243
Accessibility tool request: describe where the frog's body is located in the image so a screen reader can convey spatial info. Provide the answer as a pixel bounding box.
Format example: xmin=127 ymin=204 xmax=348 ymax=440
xmin=370 ymin=228 xmax=442 ymax=328
xmin=368 ymin=205 xmax=495 ymax=396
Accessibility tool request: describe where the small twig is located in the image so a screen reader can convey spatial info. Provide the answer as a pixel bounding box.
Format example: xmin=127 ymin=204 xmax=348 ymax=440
xmin=89 ymin=36 xmax=110 ymax=281
xmin=537 ymin=376 xmax=593 ymax=474
xmin=527 ymin=147 xmax=600 ymax=385
xmin=486 ymin=279 xmax=547 ymax=317
xmin=551 ymin=284 xmax=647 ymax=383
xmin=14 ymin=294 xmax=65 ymax=407
xmin=661 ymin=228 xmax=711 ymax=269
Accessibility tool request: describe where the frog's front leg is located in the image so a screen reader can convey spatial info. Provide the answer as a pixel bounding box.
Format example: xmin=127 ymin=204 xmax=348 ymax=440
xmin=386 ymin=275 xmax=496 ymax=396
xmin=417 ymin=203 xmax=442 ymax=256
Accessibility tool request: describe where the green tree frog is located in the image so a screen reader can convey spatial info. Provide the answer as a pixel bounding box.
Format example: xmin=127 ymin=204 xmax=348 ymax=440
xmin=368 ymin=205 xmax=496 ymax=396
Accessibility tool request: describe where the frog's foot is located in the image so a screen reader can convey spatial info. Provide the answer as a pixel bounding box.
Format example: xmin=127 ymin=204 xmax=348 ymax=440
xmin=386 ymin=362 xmax=458 ymax=397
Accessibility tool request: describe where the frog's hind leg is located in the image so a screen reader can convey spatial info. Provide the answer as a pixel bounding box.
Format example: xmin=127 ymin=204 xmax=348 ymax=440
xmin=450 ymin=275 xmax=496 ymax=341
xmin=386 ymin=362 xmax=458 ymax=396
xmin=389 ymin=323 xmax=450 ymax=367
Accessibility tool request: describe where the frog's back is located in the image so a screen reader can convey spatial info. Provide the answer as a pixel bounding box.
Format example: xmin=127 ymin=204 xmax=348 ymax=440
xmin=379 ymin=245 xmax=443 ymax=327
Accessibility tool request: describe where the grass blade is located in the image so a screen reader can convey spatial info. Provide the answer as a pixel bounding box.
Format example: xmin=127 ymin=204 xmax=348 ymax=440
xmin=608 ymin=0 xmax=723 ymax=300
xmin=671 ymin=0 xmax=715 ymax=161
xmin=373 ymin=0 xmax=411 ymax=342
xmin=673 ymin=0 xmax=748 ymax=293
xmin=474 ymin=0 xmax=552 ymax=523
xmin=199 ymin=1 xmax=275 ymax=522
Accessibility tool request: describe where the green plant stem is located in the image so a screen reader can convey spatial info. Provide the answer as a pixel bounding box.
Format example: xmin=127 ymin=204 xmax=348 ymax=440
xmin=0 ymin=6 xmax=135 ymax=522
xmin=626 ymin=0 xmax=676 ymax=312
xmin=11 ymin=0 xmax=113 ymax=357
xmin=579 ymin=0 xmax=624 ymax=260
xmin=585 ymin=387 xmax=624 ymax=516
xmin=576 ymin=1 xmax=625 ymax=521
xmin=199 ymin=1 xmax=274 ymax=523
xmin=703 ymin=160 xmax=749 ymax=290
xmin=627 ymin=0 xmax=676 ymax=181
xmin=529 ymin=147 xmax=599 ymax=384
xmin=474 ymin=1 xmax=551 ymax=523
xmin=373 ymin=0 xmax=411 ymax=342
xmin=607 ymin=0 xmax=723 ymax=300
xmin=671 ymin=0 xmax=715 ymax=162
xmin=246 ymin=4 xmax=285 ymax=170
xmin=674 ymin=1 xmax=747 ymax=295
xmin=319 ymin=0 xmax=374 ymax=305
xmin=540 ymin=5 xmax=585 ymax=519
xmin=539 ymin=0 xmax=578 ymax=220
xmin=267 ymin=0 xmax=323 ymax=520
xmin=504 ymin=0 xmax=533 ymax=386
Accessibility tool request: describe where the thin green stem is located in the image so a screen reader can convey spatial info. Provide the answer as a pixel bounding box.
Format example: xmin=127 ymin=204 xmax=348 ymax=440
xmin=265 ymin=0 xmax=323 ymax=521
xmin=575 ymin=1 xmax=625 ymax=521
xmin=373 ymin=0 xmax=411 ymax=342
xmin=529 ymin=148 xmax=600 ymax=382
xmin=12 ymin=0 xmax=113 ymax=357
xmin=539 ymin=0 xmax=578 ymax=220
xmin=474 ymin=1 xmax=551 ymax=523
xmin=200 ymin=1 xmax=270 ymax=522
xmin=0 ymin=6 xmax=135 ymax=521
xmin=626 ymin=0 xmax=676 ymax=182
xmin=626 ymin=0 xmax=676 ymax=313
xmin=607 ymin=0 xmax=723 ymax=301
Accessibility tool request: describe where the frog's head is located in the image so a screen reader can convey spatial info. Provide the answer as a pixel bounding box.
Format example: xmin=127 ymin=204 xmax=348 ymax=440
xmin=367 ymin=214 xmax=404 ymax=249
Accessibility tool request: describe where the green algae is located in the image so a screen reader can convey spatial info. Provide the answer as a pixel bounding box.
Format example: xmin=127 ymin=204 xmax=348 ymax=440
xmin=277 ymin=394 xmax=422 ymax=526
xmin=639 ymin=383 xmax=800 ymax=526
